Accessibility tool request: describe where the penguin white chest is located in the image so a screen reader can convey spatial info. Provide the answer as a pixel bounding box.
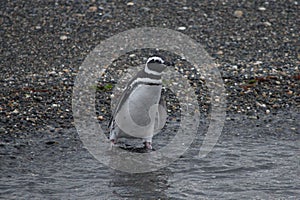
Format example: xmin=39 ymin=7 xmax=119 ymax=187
xmin=128 ymin=84 xmax=162 ymax=127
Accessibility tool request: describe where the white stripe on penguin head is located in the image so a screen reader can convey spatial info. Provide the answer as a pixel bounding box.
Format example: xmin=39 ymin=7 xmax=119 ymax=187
xmin=144 ymin=57 xmax=164 ymax=76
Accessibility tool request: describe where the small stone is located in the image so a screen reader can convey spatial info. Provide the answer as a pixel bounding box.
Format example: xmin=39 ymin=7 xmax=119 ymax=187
xmin=275 ymin=81 xmax=281 ymax=85
xmin=287 ymin=90 xmax=293 ymax=95
xmin=127 ymin=2 xmax=134 ymax=6
xmin=26 ymin=117 xmax=36 ymax=123
xmin=266 ymin=109 xmax=270 ymax=114
xmin=248 ymin=115 xmax=258 ymax=119
xmin=232 ymin=65 xmax=238 ymax=70
xmin=88 ymin=6 xmax=97 ymax=12
xmin=263 ymin=22 xmax=272 ymax=26
xmin=253 ymin=61 xmax=263 ymax=65
xmin=12 ymin=109 xmax=19 ymax=114
xmin=35 ymin=25 xmax=41 ymax=30
xmin=73 ymin=13 xmax=85 ymax=17
xmin=52 ymin=104 xmax=59 ymax=107
xmin=216 ymin=50 xmax=223 ymax=55
xmin=97 ymin=116 xmax=104 ymax=120
xmin=33 ymin=96 xmax=43 ymax=101
xmin=49 ymin=71 xmax=57 ymax=75
xmin=141 ymin=7 xmax=150 ymax=12
xmin=256 ymin=102 xmax=266 ymax=108
xmin=0 ymin=127 xmax=5 ymax=134
xmin=262 ymin=92 xmax=267 ymax=98
xmin=129 ymin=54 xmax=136 ymax=58
xmin=258 ymin=7 xmax=266 ymax=11
xmin=178 ymin=26 xmax=186 ymax=31
xmin=60 ymin=35 xmax=68 ymax=40
xmin=234 ymin=10 xmax=243 ymax=18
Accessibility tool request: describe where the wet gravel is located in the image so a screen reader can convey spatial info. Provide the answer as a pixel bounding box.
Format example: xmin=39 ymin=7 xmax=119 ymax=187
xmin=0 ymin=111 xmax=299 ymax=199
xmin=0 ymin=0 xmax=299 ymax=199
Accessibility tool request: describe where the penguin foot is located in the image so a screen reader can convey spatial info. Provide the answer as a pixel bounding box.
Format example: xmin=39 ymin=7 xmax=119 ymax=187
xmin=110 ymin=139 xmax=116 ymax=149
xmin=144 ymin=142 xmax=152 ymax=150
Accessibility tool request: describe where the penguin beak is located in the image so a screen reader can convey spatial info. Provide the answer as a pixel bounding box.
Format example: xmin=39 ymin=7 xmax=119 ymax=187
xmin=164 ymin=61 xmax=175 ymax=66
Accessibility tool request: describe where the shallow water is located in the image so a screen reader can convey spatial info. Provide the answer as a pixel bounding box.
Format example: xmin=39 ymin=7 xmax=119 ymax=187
xmin=1 ymin=111 xmax=299 ymax=199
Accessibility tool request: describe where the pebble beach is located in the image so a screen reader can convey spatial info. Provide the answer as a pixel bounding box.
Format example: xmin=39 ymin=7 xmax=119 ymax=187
xmin=0 ymin=0 xmax=299 ymax=199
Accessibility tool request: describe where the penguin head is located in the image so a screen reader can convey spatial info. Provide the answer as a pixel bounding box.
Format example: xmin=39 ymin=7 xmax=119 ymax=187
xmin=145 ymin=56 xmax=166 ymax=73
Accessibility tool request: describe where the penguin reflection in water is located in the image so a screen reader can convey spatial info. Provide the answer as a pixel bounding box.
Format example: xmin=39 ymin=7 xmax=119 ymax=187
xmin=109 ymin=57 xmax=168 ymax=150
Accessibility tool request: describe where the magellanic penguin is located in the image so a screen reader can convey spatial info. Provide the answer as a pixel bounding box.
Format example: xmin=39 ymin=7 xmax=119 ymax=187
xmin=109 ymin=56 xmax=168 ymax=150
